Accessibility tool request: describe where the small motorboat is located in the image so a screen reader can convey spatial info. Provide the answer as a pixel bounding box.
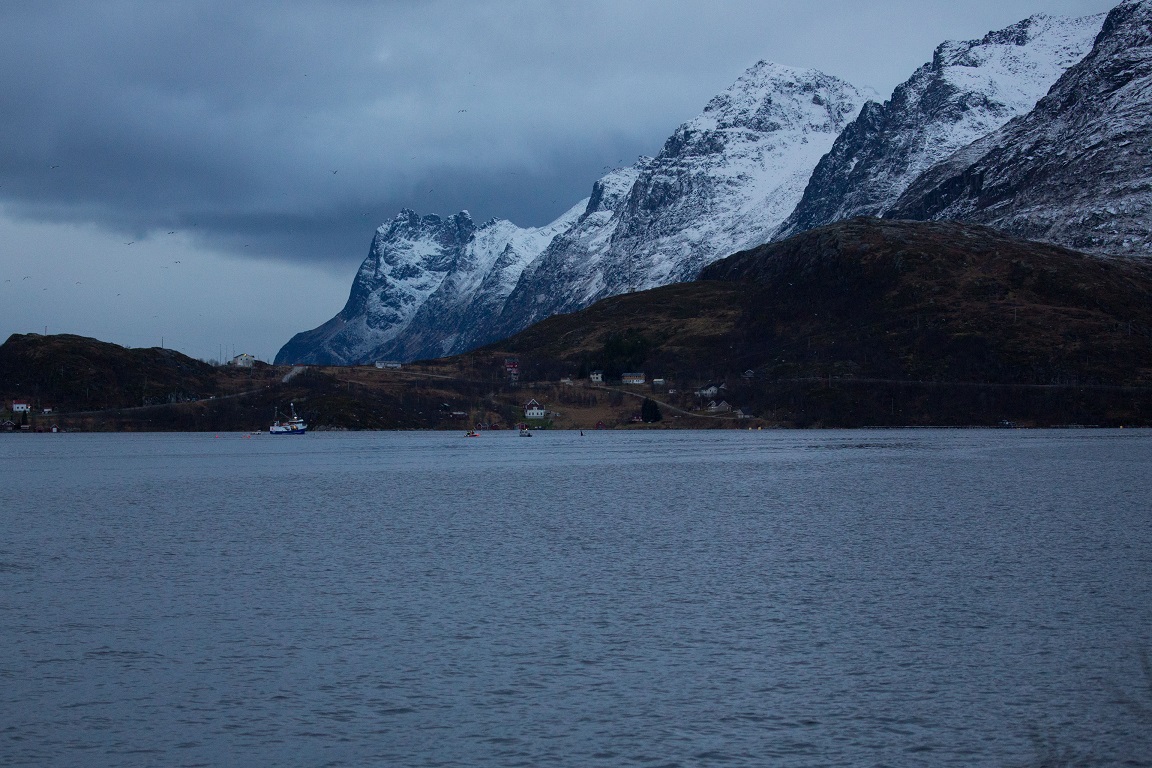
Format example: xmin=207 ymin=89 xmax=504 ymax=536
xmin=465 ymin=429 xmax=480 ymax=437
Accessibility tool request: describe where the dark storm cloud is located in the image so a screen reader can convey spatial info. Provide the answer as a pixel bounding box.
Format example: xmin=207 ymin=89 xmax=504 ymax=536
xmin=0 ymin=0 xmax=1120 ymax=268
xmin=0 ymin=0 xmax=673 ymax=264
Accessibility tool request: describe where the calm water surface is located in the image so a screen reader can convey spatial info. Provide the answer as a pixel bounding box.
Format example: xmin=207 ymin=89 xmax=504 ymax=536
xmin=1 ymin=429 xmax=1150 ymax=767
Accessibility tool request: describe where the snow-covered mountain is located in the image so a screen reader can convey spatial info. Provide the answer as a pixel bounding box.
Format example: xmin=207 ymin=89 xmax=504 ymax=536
xmin=274 ymin=206 xmax=584 ymax=365
xmin=887 ymin=0 xmax=1152 ymax=257
xmin=277 ymin=62 xmax=871 ymax=364
xmin=277 ymin=3 xmax=1146 ymax=367
xmin=484 ymin=63 xmax=872 ymax=342
xmin=773 ymin=11 xmax=1104 ymax=240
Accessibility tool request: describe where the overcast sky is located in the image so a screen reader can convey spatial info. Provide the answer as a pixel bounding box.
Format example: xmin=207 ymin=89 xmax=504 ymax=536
xmin=0 ymin=0 xmax=1120 ymax=362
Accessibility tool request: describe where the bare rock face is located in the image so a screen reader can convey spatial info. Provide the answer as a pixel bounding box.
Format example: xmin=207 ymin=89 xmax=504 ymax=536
xmin=774 ymin=11 xmax=1104 ymax=240
xmin=887 ymin=0 xmax=1152 ymax=258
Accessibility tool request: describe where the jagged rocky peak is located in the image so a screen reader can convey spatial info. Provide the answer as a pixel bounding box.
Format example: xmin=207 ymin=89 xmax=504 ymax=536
xmin=274 ymin=209 xmax=482 ymax=366
xmin=601 ymin=62 xmax=872 ymax=285
xmin=698 ymin=60 xmax=865 ymax=133
xmin=665 ymin=61 xmax=868 ymax=161
xmin=581 ymin=163 xmax=646 ymax=219
xmin=927 ymin=12 xmax=1105 ymax=117
xmin=773 ymin=10 xmax=1104 ymax=240
xmin=888 ymin=0 xmax=1152 ymax=257
xmin=367 ymin=209 xmax=474 ymax=275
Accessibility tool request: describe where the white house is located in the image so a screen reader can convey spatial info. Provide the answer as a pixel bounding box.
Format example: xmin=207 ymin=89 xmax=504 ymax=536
xmin=11 ymin=400 xmax=30 ymax=413
xmin=375 ymin=360 xmax=402 ymax=369
xmin=589 ymin=371 xmax=604 ymax=383
xmin=524 ymin=399 xmax=546 ymax=420
xmin=231 ymin=353 xmax=256 ymax=368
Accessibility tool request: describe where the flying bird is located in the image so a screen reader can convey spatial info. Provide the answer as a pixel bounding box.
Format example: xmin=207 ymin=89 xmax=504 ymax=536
xmin=50 ymin=165 xmax=60 ymax=169
xmin=332 ymin=170 xmax=338 ymax=174
xmin=22 ymin=276 xmax=30 ymax=280
xmin=167 ymin=231 xmax=175 ymax=234
xmin=125 ymin=241 xmax=134 ymax=245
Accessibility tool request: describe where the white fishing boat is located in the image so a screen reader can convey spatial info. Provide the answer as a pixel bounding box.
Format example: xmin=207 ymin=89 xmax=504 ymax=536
xmin=269 ymin=403 xmax=307 ymax=435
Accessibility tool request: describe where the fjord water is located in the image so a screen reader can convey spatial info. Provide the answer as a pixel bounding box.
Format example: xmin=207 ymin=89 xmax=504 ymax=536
xmin=2 ymin=430 xmax=1150 ymax=767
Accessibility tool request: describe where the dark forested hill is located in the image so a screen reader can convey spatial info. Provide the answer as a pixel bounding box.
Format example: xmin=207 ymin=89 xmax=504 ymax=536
xmin=488 ymin=218 xmax=1152 ymax=425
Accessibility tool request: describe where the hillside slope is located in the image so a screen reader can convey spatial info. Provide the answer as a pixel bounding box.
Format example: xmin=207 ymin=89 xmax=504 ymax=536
xmin=501 ymin=218 xmax=1152 ymax=387
xmin=0 ymin=334 xmax=230 ymax=412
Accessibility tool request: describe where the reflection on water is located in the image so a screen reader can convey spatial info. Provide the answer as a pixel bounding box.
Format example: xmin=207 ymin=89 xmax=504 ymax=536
xmin=2 ymin=429 xmax=1151 ymax=766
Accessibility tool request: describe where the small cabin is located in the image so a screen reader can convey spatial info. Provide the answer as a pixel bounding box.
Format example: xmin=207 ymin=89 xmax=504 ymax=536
xmin=621 ymin=372 xmax=646 ymax=385
xmin=524 ymin=399 xmax=546 ymax=420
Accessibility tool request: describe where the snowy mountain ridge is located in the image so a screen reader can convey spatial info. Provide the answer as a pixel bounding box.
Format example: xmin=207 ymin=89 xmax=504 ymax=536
xmin=887 ymin=0 xmax=1152 ymax=256
xmin=278 ymin=62 xmax=872 ymax=364
xmin=773 ymin=11 xmax=1105 ymax=239
xmin=276 ymin=5 xmax=1133 ymax=366
xmin=483 ymin=62 xmax=874 ymax=343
